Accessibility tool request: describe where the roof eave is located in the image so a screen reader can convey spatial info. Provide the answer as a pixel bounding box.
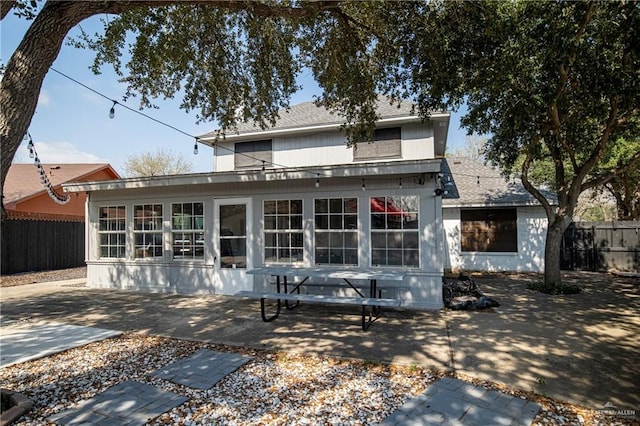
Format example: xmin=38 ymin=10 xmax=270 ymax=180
xmin=442 ymin=200 xmax=556 ymax=208
xmin=63 ymin=159 xmax=443 ymax=193
xmin=199 ymin=113 xmax=450 ymax=146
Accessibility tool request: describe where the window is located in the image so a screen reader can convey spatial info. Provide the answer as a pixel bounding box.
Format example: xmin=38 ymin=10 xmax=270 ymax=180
xmin=98 ymin=206 xmax=126 ymax=258
xmin=133 ymin=204 xmax=163 ymax=258
xmin=172 ymin=202 xmax=204 ymax=260
xmin=353 ymin=127 xmax=401 ymax=161
xmin=235 ymin=140 xmax=272 ymax=169
xmin=219 ymin=204 xmax=247 ymax=268
xmin=314 ymin=198 xmax=358 ymax=265
xmin=461 ymin=209 xmax=517 ymax=252
xmin=370 ymin=196 xmax=419 ymax=267
xmin=264 ymin=199 xmax=303 ymax=263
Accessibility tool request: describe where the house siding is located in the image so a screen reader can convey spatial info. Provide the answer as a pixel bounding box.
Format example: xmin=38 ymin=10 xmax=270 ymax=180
xmin=443 ymin=206 xmax=548 ymax=272
xmin=84 ymin=173 xmax=445 ymax=309
xmin=215 ymin=122 xmax=434 ymax=172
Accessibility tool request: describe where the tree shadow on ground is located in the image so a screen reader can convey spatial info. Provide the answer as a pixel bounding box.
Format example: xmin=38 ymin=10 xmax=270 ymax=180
xmin=1 ymin=271 xmax=637 ymax=411
xmin=446 ymin=271 xmax=639 ymax=410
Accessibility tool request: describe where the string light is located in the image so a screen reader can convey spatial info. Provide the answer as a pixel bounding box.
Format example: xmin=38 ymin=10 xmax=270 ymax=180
xmin=48 ymin=67 xmax=451 ymax=189
xmin=25 ymin=135 xmax=71 ymax=205
xmin=108 ymin=100 xmax=117 ymax=119
xmin=399 ymin=178 xmax=403 ymax=189
xmin=26 ymin=133 xmax=35 ymax=158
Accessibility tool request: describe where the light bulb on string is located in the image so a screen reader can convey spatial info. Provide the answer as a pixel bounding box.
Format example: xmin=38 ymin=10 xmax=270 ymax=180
xmin=261 ymin=161 xmax=266 ymax=175
xmin=193 ymin=141 xmax=199 ymax=155
xmin=361 ymin=179 xmax=366 ymax=191
xmin=315 ymin=174 xmax=320 ymax=188
xmin=108 ymin=101 xmax=117 ymax=119
xmin=399 ymin=178 xmax=403 ymax=189
xmin=26 ymin=133 xmax=35 ymax=158
xmin=26 ymin=131 xmax=71 ymax=205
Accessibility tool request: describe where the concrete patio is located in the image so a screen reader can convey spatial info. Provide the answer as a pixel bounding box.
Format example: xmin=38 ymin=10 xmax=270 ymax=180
xmin=1 ymin=271 xmax=638 ymax=412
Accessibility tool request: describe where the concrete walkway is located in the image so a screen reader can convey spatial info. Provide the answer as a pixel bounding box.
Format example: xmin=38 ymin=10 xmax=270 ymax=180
xmin=1 ymin=270 xmax=638 ymax=414
xmin=382 ymin=378 xmax=541 ymax=426
xmin=0 ymin=321 xmax=122 ymax=367
xmin=151 ymin=348 xmax=252 ymax=390
xmin=48 ymin=381 xmax=188 ymax=425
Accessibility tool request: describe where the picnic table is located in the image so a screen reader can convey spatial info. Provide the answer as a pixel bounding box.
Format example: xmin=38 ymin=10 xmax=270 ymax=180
xmin=238 ymin=267 xmax=406 ymax=330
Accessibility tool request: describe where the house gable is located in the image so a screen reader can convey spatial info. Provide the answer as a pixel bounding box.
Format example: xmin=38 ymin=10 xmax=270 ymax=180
xmin=201 ymin=98 xmax=450 ymax=172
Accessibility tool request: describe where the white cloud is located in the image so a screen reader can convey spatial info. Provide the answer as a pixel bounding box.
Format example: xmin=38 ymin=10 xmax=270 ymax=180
xmin=32 ymin=141 xmax=108 ymax=164
xmin=37 ymin=90 xmax=51 ymax=107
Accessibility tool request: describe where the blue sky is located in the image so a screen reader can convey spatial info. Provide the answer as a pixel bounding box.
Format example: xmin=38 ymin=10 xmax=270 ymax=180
xmin=2 ymin=11 xmax=468 ymax=176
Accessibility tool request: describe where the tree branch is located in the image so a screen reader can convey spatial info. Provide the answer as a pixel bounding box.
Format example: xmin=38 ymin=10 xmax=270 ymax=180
xmin=575 ymin=94 xmax=621 ymax=192
xmin=0 ymin=1 xmax=17 ymax=20
xmin=521 ymin=149 xmax=555 ymax=219
xmin=581 ymin=148 xmax=640 ymax=192
xmin=1 ymin=0 xmax=342 ymax=214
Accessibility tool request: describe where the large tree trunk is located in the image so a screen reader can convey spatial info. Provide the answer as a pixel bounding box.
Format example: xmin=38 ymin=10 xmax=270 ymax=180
xmin=0 ymin=1 xmax=328 ymax=221
xmin=1 ymin=2 xmax=187 ymax=218
xmin=543 ymin=214 xmax=572 ymax=286
xmin=1 ymin=2 xmax=104 ymax=218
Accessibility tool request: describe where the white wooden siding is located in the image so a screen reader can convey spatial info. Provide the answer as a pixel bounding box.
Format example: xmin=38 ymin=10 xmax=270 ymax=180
xmin=214 ymin=122 xmax=435 ymax=172
xmin=85 ymin=178 xmax=444 ymax=309
xmin=443 ymin=206 xmax=548 ymax=272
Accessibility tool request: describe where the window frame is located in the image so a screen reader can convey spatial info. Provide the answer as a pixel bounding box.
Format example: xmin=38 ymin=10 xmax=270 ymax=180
xmin=98 ymin=205 xmax=126 ymax=259
xmin=314 ymin=197 xmax=359 ymax=266
xmin=460 ymin=208 xmax=518 ymax=253
xmin=369 ymin=195 xmax=420 ymax=268
xmin=235 ymin=139 xmax=273 ymax=170
xmin=219 ymin=203 xmax=248 ymax=269
xmin=133 ymin=204 xmax=164 ymax=259
xmin=263 ymin=199 xmax=304 ymax=264
xmin=353 ymin=127 xmax=402 ymax=161
xmin=171 ymin=201 xmax=205 ymax=261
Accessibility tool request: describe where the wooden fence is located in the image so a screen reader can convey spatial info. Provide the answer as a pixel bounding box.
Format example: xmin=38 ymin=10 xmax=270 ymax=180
xmin=561 ymin=221 xmax=640 ymax=272
xmin=1 ymin=219 xmax=85 ymax=274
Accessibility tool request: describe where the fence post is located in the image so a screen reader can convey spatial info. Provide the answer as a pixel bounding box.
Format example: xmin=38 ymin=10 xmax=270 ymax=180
xmin=591 ymin=224 xmax=597 ymax=272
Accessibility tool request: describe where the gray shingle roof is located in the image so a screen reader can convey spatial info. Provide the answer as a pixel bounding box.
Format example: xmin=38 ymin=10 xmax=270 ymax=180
xmin=442 ymin=157 xmax=556 ymax=207
xmin=199 ymin=97 xmax=419 ymax=139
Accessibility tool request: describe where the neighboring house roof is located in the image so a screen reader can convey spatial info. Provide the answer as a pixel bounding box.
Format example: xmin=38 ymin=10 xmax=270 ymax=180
xmin=198 ymin=97 xmax=449 ymax=143
xmin=3 ymin=163 xmax=120 ymax=207
xmin=442 ymin=157 xmax=556 ymax=208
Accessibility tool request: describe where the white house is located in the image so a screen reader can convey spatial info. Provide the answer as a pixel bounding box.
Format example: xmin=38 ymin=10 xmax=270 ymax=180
xmin=442 ymin=157 xmax=552 ymax=273
xmin=64 ymin=99 xmax=451 ymax=310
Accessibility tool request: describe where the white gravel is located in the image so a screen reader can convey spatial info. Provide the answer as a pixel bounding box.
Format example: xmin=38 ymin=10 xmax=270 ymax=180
xmin=0 ymin=333 xmax=635 ymax=425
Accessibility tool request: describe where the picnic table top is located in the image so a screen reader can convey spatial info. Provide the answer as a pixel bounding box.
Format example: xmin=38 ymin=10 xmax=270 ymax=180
xmin=246 ymin=266 xmax=406 ymax=281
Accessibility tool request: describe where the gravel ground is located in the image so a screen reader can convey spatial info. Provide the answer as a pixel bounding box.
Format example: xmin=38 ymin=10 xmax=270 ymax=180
xmin=0 ymin=267 xmax=86 ymax=287
xmin=1 ymin=268 xmax=637 ymax=425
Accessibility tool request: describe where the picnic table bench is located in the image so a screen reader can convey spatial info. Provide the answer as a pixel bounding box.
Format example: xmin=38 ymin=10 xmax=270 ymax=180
xmin=239 ymin=267 xmax=406 ymax=330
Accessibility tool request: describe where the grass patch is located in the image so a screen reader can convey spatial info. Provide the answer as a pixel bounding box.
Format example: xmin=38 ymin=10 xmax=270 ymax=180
xmin=526 ymin=281 xmax=582 ymax=295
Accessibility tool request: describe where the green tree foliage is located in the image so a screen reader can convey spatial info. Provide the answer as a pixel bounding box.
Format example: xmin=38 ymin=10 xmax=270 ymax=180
xmin=396 ymin=1 xmax=640 ymax=286
xmin=1 ymin=0 xmax=408 ymax=218
xmin=598 ymin=134 xmax=640 ymax=220
xmin=123 ymin=149 xmax=193 ymax=177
